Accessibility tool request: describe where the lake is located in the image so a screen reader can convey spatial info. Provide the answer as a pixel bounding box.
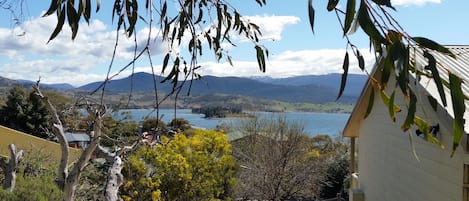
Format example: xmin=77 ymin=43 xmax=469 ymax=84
xmin=116 ymin=109 xmax=350 ymax=137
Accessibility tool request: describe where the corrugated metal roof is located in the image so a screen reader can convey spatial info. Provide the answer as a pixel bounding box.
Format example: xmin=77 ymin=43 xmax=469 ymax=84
xmin=413 ymin=45 xmax=469 ymax=96
xmin=64 ymin=132 xmax=90 ymax=142
xmin=413 ymin=45 xmax=469 ymax=133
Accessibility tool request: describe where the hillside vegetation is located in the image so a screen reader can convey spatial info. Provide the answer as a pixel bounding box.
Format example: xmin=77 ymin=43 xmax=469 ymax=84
xmin=0 ymin=73 xmax=365 ymax=113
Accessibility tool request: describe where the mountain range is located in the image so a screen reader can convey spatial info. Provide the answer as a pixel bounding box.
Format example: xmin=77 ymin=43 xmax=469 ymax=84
xmin=1 ymin=72 xmax=367 ymax=104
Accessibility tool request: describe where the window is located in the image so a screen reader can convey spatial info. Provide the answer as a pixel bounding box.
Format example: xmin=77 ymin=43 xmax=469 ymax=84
xmin=464 ymin=164 xmax=469 ymax=201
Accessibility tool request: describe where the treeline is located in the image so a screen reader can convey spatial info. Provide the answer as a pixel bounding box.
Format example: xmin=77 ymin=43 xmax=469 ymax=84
xmin=192 ymin=105 xmax=242 ymax=118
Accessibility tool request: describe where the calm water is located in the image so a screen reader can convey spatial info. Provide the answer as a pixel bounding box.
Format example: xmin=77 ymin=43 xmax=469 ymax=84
xmin=116 ymin=109 xmax=350 ymax=137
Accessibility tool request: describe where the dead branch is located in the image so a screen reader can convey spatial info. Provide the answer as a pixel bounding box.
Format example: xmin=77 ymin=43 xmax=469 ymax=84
xmin=0 ymin=144 xmax=24 ymax=192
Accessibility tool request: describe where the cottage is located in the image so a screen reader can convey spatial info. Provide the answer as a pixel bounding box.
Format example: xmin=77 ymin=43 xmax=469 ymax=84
xmin=343 ymin=46 xmax=469 ymax=201
xmin=64 ymin=132 xmax=91 ymax=149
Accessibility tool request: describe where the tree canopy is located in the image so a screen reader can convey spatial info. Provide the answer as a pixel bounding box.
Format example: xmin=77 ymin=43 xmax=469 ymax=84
xmin=0 ymin=87 xmax=53 ymax=139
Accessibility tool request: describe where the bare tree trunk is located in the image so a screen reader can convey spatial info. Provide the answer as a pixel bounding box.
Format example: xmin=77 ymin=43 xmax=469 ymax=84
xmin=95 ymin=141 xmax=139 ymax=201
xmin=33 ymin=84 xmax=69 ymax=189
xmin=53 ymin=122 xmax=70 ymax=190
xmin=33 ymin=83 xmax=106 ymax=201
xmin=0 ymin=144 xmax=24 ymax=192
xmin=105 ymin=156 xmax=124 ymax=201
xmin=63 ymin=115 xmax=102 ymax=201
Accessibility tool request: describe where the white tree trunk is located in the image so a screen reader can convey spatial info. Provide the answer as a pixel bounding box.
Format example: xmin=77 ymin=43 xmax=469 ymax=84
xmin=95 ymin=142 xmax=139 ymax=201
xmin=33 ymin=85 xmax=69 ymax=189
xmin=0 ymin=144 xmax=24 ymax=192
xmin=63 ymin=116 xmax=102 ymax=201
xmin=105 ymin=156 xmax=124 ymax=201
xmin=33 ymin=84 xmax=103 ymax=201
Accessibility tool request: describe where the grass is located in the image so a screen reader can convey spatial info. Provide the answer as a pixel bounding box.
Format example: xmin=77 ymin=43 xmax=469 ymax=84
xmin=0 ymin=125 xmax=81 ymax=165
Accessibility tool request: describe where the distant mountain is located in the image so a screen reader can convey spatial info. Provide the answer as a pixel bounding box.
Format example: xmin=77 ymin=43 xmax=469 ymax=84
xmin=17 ymin=79 xmax=76 ymax=90
xmin=78 ymin=72 xmax=171 ymax=92
xmin=253 ymin=73 xmax=367 ymax=97
xmin=78 ymin=72 xmax=365 ymax=104
xmin=0 ymin=77 xmax=76 ymax=90
xmin=0 ymin=76 xmax=20 ymax=87
xmin=46 ymin=83 xmax=76 ymax=90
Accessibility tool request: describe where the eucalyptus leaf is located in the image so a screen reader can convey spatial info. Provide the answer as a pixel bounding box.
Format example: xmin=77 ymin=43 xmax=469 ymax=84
xmin=343 ymin=0 xmax=356 ymax=35
xmin=255 ymin=45 xmax=266 ymax=72
xmin=358 ymin=0 xmax=385 ymax=43
xmin=371 ymin=0 xmax=395 ymax=10
xmin=449 ymin=73 xmax=465 ymax=157
xmin=364 ymin=85 xmax=375 ymax=119
xmin=308 ymin=0 xmax=315 ymax=34
xmin=337 ymin=52 xmax=349 ymax=100
xmin=423 ymin=51 xmax=447 ymax=107
xmin=47 ymin=5 xmax=66 ymax=43
xmin=401 ymin=90 xmax=416 ymax=131
xmin=388 ymin=90 xmax=396 ymax=122
xmin=413 ymin=37 xmax=455 ymax=58
xmin=327 ymin=0 xmax=339 ymax=11
xmin=43 ymin=0 xmax=59 ymax=17
xmin=67 ymin=0 xmax=79 ymax=40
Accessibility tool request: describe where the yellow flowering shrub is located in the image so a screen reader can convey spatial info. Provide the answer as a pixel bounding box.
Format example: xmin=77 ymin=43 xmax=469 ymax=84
xmin=121 ymin=129 xmax=238 ymax=201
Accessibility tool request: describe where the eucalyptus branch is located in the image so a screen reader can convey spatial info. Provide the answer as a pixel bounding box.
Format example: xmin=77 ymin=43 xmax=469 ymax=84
xmin=363 ymin=0 xmax=387 ymax=38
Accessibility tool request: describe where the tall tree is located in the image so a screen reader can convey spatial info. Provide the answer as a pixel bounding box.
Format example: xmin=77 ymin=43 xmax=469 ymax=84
xmin=27 ymin=91 xmax=53 ymax=139
xmin=0 ymin=86 xmax=31 ymax=133
xmin=0 ymin=87 xmax=53 ymax=139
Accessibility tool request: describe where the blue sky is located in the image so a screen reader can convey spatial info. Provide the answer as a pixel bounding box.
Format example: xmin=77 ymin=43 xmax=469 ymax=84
xmin=0 ymin=0 xmax=468 ymax=86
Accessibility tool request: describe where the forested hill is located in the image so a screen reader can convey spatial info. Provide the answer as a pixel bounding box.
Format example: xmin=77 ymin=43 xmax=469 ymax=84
xmin=78 ymin=72 xmax=366 ymax=104
xmin=0 ymin=76 xmax=75 ymax=90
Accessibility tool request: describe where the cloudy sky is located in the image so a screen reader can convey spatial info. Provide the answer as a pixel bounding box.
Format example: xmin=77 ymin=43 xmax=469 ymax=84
xmin=0 ymin=0 xmax=468 ymax=87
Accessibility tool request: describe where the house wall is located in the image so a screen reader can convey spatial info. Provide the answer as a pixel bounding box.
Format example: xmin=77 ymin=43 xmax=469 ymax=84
xmin=357 ymin=80 xmax=468 ymax=201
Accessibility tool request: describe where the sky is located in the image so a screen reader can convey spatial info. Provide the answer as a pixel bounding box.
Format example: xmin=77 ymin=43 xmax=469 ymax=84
xmin=0 ymin=0 xmax=468 ymax=87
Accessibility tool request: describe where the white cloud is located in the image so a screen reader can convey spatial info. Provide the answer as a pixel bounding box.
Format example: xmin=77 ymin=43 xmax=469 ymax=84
xmin=0 ymin=14 xmax=169 ymax=86
xmin=245 ymin=15 xmax=300 ymax=41
xmin=0 ymin=13 xmax=371 ymax=87
xmin=196 ymin=49 xmax=374 ymax=78
xmin=392 ymin=0 xmax=441 ymax=6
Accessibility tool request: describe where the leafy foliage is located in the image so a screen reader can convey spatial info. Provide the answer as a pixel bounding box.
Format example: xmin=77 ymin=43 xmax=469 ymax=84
xmin=309 ymin=0 xmax=467 ymax=154
xmin=100 ymin=113 xmax=139 ymax=148
xmin=74 ymin=160 xmax=109 ymax=201
xmin=192 ymin=105 xmax=242 ymax=118
xmin=0 ymin=148 xmax=63 ymax=201
xmin=121 ymin=129 xmax=238 ymax=201
xmin=141 ymin=117 xmax=167 ymax=133
xmin=167 ymin=118 xmax=191 ymax=131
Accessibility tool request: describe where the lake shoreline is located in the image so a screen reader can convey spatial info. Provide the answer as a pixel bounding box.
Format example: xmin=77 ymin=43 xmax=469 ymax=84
xmin=116 ymin=109 xmax=350 ymax=137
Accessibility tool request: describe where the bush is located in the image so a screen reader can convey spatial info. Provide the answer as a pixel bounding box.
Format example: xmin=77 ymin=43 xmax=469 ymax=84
xmin=121 ymin=129 xmax=238 ymax=201
xmin=0 ymin=148 xmax=63 ymax=201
